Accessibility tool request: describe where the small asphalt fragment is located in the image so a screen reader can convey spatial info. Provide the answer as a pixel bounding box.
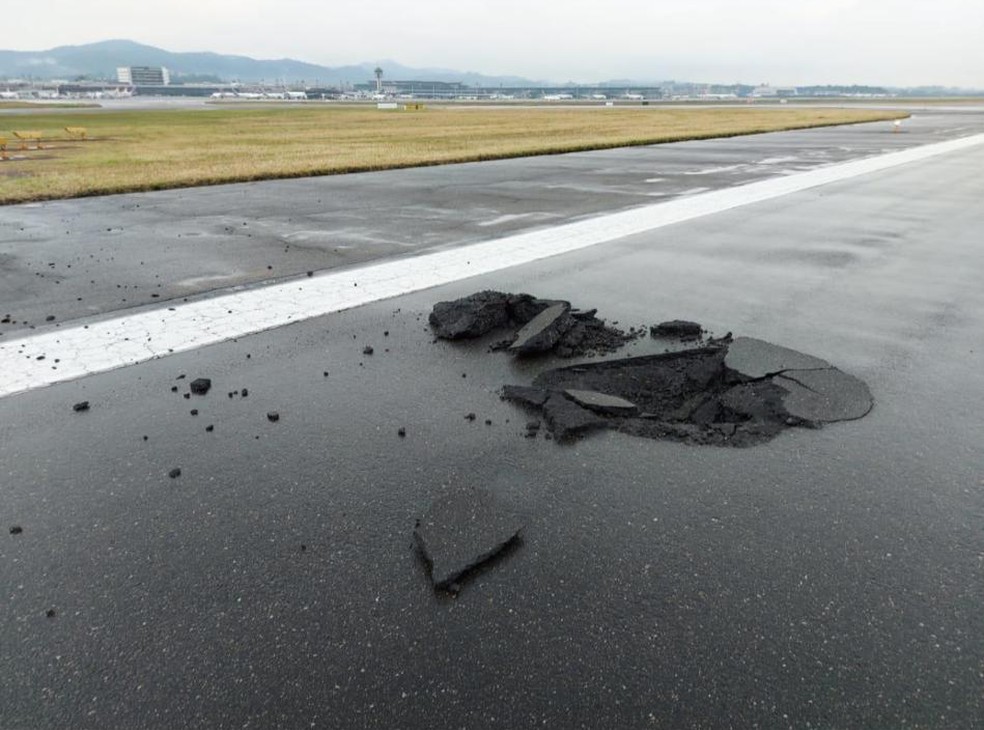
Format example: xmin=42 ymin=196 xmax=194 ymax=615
xmin=429 ymin=291 xmax=636 ymax=357
xmin=267 ymin=412 xmax=280 ymax=422
xmin=414 ymin=488 xmax=523 ymax=593
xmin=168 ymin=468 xmax=181 ymax=479
xmin=189 ymin=378 xmax=212 ymax=395
xmin=651 ymin=320 xmax=703 ymax=340
xmin=503 ymin=336 xmax=873 ymax=446
xmin=9 ymin=525 xmax=23 ymax=535
xmin=72 ymin=401 xmax=90 ymax=412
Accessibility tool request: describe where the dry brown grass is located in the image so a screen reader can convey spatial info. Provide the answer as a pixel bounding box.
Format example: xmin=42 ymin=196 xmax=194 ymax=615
xmin=0 ymin=105 xmax=907 ymax=204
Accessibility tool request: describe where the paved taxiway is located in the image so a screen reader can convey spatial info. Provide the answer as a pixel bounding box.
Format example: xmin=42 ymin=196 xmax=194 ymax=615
xmin=2 ymin=109 xmax=984 ymax=728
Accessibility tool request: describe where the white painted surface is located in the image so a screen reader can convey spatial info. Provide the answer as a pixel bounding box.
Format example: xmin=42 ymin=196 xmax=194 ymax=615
xmin=2 ymin=132 xmax=983 ymax=399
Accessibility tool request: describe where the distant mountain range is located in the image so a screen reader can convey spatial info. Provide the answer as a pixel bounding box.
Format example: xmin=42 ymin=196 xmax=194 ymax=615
xmin=0 ymin=39 xmax=549 ymax=86
xmin=3 ymin=40 xmax=980 ymax=94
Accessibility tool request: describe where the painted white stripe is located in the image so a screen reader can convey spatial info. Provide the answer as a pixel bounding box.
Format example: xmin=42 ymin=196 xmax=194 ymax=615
xmin=2 ymin=132 xmax=983 ymax=398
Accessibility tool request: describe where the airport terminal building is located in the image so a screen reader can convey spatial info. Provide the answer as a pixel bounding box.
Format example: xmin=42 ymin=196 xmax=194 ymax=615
xmin=116 ymin=66 xmax=171 ymax=86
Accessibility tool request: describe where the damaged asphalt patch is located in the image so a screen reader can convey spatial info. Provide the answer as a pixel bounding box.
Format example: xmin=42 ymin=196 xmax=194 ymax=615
xmin=432 ymin=293 xmax=873 ymax=447
xmin=511 ymin=336 xmax=873 ymax=446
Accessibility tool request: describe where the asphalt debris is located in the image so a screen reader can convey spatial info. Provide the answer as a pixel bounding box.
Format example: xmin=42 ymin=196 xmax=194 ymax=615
xmin=189 ymin=378 xmax=212 ymax=395
xmin=168 ymin=468 xmax=181 ymax=479
xmin=267 ymin=412 xmax=280 ymax=422
xmin=540 ymin=393 xmax=609 ymax=441
xmin=509 ymin=302 xmax=572 ymax=354
xmin=501 ymin=384 xmax=550 ymax=408
xmin=9 ymin=525 xmax=23 ymax=535
xmin=430 ymin=291 xmax=635 ymax=357
xmin=414 ymin=488 xmax=523 ymax=592
xmin=72 ymin=401 xmax=90 ymax=412
xmin=651 ymin=320 xmax=703 ymax=340
xmin=503 ymin=337 xmax=873 ymax=446
xmin=429 ymin=290 xmax=512 ymax=339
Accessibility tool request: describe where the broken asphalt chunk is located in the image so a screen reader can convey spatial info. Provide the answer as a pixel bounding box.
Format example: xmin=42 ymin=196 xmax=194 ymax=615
xmin=651 ymin=320 xmax=703 ymax=339
xmin=509 ymin=303 xmax=572 ymax=354
xmin=189 ymin=378 xmax=212 ymax=395
xmin=267 ymin=412 xmax=280 ymax=422
xmin=501 ymin=384 xmax=551 ymax=408
xmin=542 ymin=394 xmax=609 ymax=441
xmin=414 ymin=488 xmax=523 ymax=591
xmin=168 ymin=468 xmax=181 ymax=479
xmin=72 ymin=401 xmax=89 ymax=412
xmin=429 ymin=290 xmax=512 ymax=340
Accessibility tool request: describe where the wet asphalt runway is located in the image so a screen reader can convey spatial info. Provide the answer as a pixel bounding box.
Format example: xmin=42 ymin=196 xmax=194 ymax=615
xmin=2 ymin=109 xmax=984 ymax=728
xmin=1 ymin=109 xmax=978 ymax=334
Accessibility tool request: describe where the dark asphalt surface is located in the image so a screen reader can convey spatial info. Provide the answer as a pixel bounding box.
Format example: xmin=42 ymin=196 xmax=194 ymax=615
xmin=3 ymin=110 xmax=984 ymax=729
xmin=1 ymin=109 xmax=980 ymax=335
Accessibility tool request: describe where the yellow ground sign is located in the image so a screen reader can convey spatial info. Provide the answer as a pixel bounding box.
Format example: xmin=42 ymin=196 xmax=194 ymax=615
xmin=65 ymin=126 xmax=88 ymax=140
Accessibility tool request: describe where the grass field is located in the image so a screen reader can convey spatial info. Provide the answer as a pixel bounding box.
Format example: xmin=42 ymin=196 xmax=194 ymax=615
xmin=0 ymin=105 xmax=907 ymax=204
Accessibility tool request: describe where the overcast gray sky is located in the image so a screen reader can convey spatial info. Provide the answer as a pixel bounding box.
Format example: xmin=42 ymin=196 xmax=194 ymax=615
xmin=7 ymin=0 xmax=984 ymax=86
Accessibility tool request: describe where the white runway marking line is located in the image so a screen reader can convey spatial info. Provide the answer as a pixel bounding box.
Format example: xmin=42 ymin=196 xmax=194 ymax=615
xmin=2 ymin=132 xmax=984 ymax=399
